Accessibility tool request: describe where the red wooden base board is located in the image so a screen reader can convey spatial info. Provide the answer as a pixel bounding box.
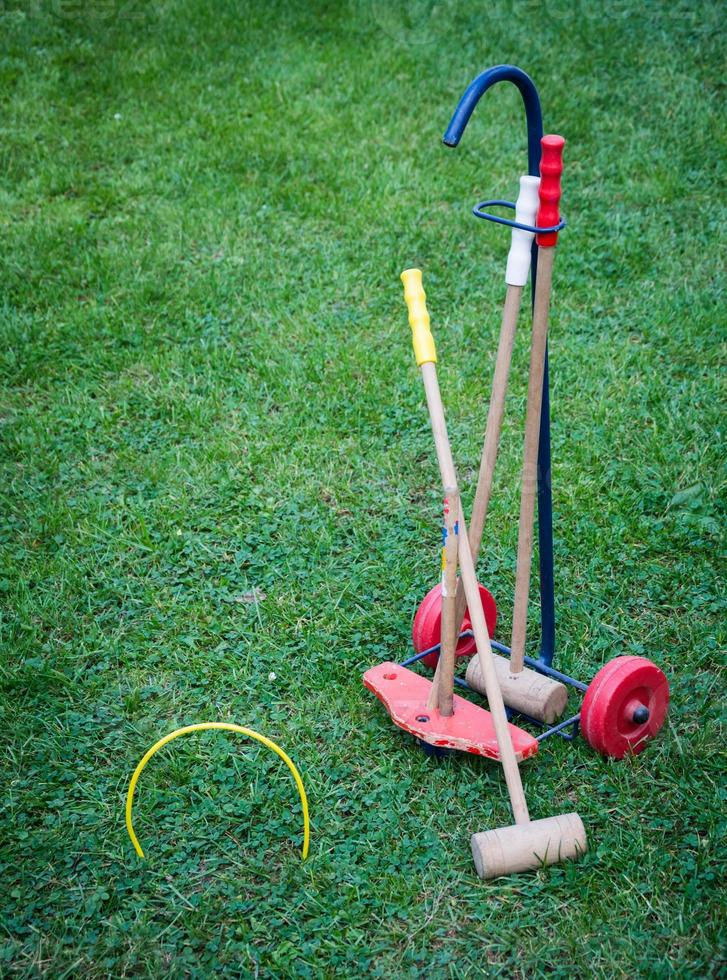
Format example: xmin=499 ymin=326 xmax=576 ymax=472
xmin=363 ymin=662 xmax=539 ymax=761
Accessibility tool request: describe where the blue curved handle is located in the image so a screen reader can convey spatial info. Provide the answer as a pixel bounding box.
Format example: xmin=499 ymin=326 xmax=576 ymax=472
xmin=442 ymin=64 xmax=543 ymax=176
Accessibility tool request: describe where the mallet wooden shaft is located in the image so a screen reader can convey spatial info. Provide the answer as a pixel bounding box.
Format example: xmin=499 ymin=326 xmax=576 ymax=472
xmin=510 ymin=245 xmax=555 ymax=674
xmin=428 ymin=487 xmax=460 ymax=715
xmin=452 ymin=282 xmax=523 ymax=633
xmin=421 ymin=362 xmax=530 ymax=826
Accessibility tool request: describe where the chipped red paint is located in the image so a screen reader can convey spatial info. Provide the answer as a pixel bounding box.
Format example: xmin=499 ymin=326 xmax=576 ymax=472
xmin=363 ymin=662 xmax=539 ymax=761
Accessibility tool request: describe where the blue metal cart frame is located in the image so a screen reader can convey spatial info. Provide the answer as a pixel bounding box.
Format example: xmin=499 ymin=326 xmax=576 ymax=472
xmin=443 ymin=64 xmax=557 ymax=668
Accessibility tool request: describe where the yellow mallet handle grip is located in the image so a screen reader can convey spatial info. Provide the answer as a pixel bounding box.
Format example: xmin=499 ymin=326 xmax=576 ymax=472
xmin=401 ymin=268 xmax=437 ymax=366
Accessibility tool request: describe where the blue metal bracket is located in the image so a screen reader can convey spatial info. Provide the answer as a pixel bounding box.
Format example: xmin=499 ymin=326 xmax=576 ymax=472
xmin=399 ymin=631 xmax=586 ymax=745
xmin=443 ymin=64 xmax=556 ymax=667
xmin=472 ymin=199 xmax=566 ymax=236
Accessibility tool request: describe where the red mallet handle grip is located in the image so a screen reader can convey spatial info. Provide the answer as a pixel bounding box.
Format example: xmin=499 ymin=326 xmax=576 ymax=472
xmin=536 ymin=135 xmax=565 ymax=247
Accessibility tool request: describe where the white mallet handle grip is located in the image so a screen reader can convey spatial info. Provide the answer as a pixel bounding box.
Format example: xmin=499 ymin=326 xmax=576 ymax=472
xmin=505 ymin=175 xmax=540 ymax=287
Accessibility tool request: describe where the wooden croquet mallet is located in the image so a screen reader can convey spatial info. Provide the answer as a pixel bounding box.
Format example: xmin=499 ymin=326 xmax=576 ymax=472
xmin=431 ymin=175 xmax=539 ymax=715
xmin=452 ymin=174 xmax=540 ymax=630
xmin=402 ymin=226 xmax=585 ymax=880
xmin=510 ymin=135 xmax=566 ymax=678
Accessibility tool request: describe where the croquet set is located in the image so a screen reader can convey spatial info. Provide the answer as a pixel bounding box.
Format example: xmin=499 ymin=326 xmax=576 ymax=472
xmin=124 ymin=64 xmax=669 ymax=883
xmin=363 ymin=65 xmax=669 ymax=879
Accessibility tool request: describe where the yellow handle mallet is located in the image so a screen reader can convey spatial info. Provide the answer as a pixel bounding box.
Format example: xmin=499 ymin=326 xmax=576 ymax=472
xmin=402 ymin=267 xmax=586 ymax=879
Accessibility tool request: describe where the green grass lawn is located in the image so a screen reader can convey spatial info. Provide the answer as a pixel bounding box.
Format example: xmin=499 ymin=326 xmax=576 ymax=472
xmin=1 ymin=0 xmax=725 ymax=975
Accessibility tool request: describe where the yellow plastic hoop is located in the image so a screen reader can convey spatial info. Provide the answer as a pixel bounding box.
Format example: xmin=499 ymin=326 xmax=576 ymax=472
xmin=125 ymin=723 xmax=310 ymax=861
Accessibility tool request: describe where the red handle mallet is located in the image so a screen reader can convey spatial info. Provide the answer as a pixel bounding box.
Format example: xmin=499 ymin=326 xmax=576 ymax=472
xmin=510 ymin=135 xmax=565 ymax=677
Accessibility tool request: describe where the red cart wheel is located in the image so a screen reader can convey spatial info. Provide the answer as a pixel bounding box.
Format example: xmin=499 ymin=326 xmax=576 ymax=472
xmin=412 ymin=583 xmax=497 ymax=668
xmin=581 ymin=655 xmax=669 ymax=759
